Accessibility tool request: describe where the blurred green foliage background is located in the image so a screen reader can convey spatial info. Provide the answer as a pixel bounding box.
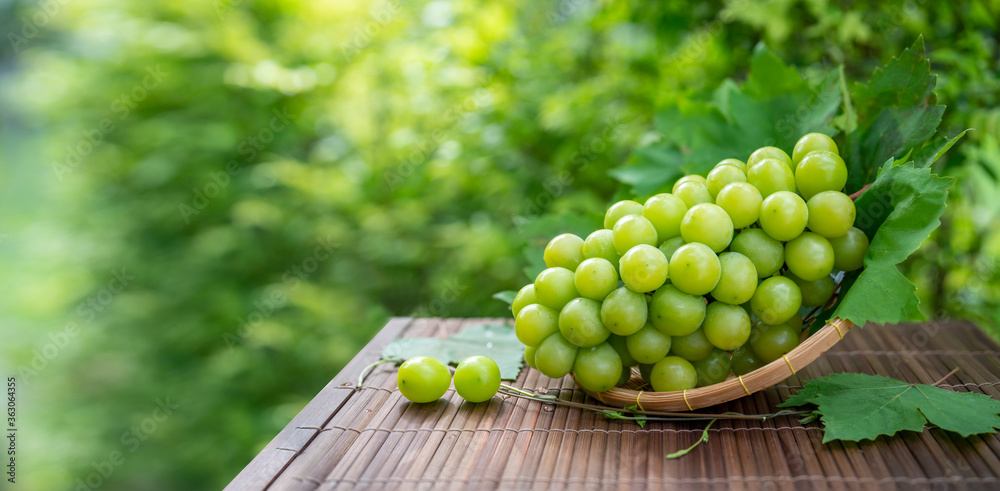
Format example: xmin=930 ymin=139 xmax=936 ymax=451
xmin=0 ymin=0 xmax=997 ymax=489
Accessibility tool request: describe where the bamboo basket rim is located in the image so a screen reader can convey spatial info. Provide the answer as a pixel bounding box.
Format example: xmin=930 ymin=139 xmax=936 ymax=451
xmin=578 ymin=318 xmax=856 ymax=411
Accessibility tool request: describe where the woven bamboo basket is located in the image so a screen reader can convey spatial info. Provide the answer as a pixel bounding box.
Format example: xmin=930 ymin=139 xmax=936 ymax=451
xmin=577 ymin=318 xmax=855 ymax=411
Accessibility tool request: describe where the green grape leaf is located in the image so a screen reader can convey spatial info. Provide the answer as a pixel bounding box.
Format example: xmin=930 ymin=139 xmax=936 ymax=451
xmin=912 ymin=129 xmax=970 ymax=168
xmin=624 ymin=404 xmax=647 ymax=428
xmin=492 ymin=290 xmax=517 ymax=306
xmin=382 ymin=324 xmax=524 ymax=380
xmin=779 ymin=373 xmax=1000 ymax=443
xmin=831 ymin=160 xmax=953 ymax=325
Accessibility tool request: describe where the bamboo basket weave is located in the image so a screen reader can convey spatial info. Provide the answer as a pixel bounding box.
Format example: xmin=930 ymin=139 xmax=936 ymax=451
xmin=577 ymin=318 xmax=855 ymax=411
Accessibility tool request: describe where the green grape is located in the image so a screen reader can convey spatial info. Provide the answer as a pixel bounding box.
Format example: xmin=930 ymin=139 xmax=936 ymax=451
xmin=750 ymin=322 xmax=801 ymax=364
xmin=534 ymin=333 xmax=579 ymax=379
xmin=830 ymin=227 xmax=869 ymax=271
xmin=730 ymin=229 xmax=784 ymax=278
xmin=454 ymin=356 xmax=501 ymax=403
xmin=706 ymin=163 xmax=747 ymax=198
xmin=717 ymin=158 xmax=747 ymax=173
xmin=572 ymin=342 xmax=623 ymax=393
xmin=574 ymin=257 xmax=619 ymax=300
xmin=515 ymin=303 xmax=560 ymax=347
xmin=750 ymin=276 xmax=802 ymax=325
xmin=581 ymin=229 xmax=620 ymax=267
xmin=524 ymin=346 xmax=537 ymax=369
xmin=672 ymin=175 xmax=707 ymax=193
xmin=669 ymin=328 xmax=714 ymax=362
xmin=512 ymin=284 xmax=536 ymax=317
xmin=692 ymin=348 xmax=731 ymax=387
xmin=787 ymin=272 xmax=835 ymax=307
xmin=702 ymin=302 xmax=752 ymax=350
xmin=649 ymin=285 xmax=706 ymax=336
xmin=731 ymin=344 xmax=764 ymax=375
xmin=747 ymin=146 xmax=792 ymax=171
xmin=604 ymin=200 xmax=644 ymax=229
xmin=397 ymin=356 xmax=451 ymax=403
xmin=680 ymin=203 xmax=734 ymax=253
xmin=711 ymin=252 xmax=758 ymax=305
xmin=785 ymin=232 xmax=835 ymax=281
xmin=792 ymin=133 xmax=839 ymax=165
xmin=715 ymin=182 xmax=763 ymax=229
xmin=669 ymin=243 xmax=721 ymax=295
xmin=612 ymin=214 xmax=659 ymax=255
xmin=759 ymin=191 xmax=808 ymax=241
xmin=618 ymin=244 xmax=669 ymax=293
xmin=543 ymin=233 xmax=585 ymax=271
xmin=806 ymin=191 xmax=855 ymax=238
xmin=616 ymin=366 xmax=633 ymax=387
xmin=559 ymin=297 xmax=611 ymax=347
xmin=625 ymin=322 xmax=672 ymax=364
xmin=794 ymin=151 xmax=848 ymax=200
xmin=607 ymin=333 xmax=638 ymax=367
xmin=674 ymin=180 xmax=713 ymax=208
xmin=534 ymin=267 xmax=578 ymax=310
xmin=600 ymin=286 xmax=648 ymax=335
xmin=642 ymin=193 xmax=688 ymax=241
xmin=786 ymin=312 xmax=803 ymax=331
xmin=639 ymin=363 xmax=655 ymax=385
xmin=747 ymin=158 xmax=796 ymax=197
xmin=658 ymin=236 xmax=685 ymax=260
xmin=650 ymin=356 xmax=698 ymax=392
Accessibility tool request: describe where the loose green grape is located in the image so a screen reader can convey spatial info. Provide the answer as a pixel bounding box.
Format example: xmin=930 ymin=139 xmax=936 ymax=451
xmin=787 ymin=272 xmax=836 ymax=307
xmin=785 ymin=232 xmax=835 ymax=281
xmin=795 ymin=151 xmax=848 ymax=200
xmin=618 ymin=244 xmax=669 ymax=293
xmin=711 ymin=252 xmax=758 ymax=305
xmin=669 ymin=328 xmax=714 ymax=362
xmin=454 ymin=356 xmax=501 ymax=403
xmin=650 ymin=356 xmax=697 ymax=392
xmin=692 ymin=349 xmax=731 ymax=387
xmin=715 ymin=182 xmax=763 ymax=229
xmin=747 ymin=146 xmax=792 ymax=171
xmin=674 ymin=180 xmax=713 ymax=208
xmin=658 ymin=236 xmax=685 ymax=260
xmin=680 ymin=203 xmax=734 ymax=253
xmin=649 ymin=285 xmax=706 ymax=336
xmin=543 ymin=233 xmax=584 ymax=271
xmin=534 ymin=333 xmax=579 ymax=379
xmin=607 ymin=333 xmax=638 ymax=367
xmin=512 ymin=284 xmax=536 ymax=317
xmin=750 ymin=322 xmax=800 ymax=364
xmin=604 ymin=200 xmax=644 ymax=229
xmin=669 ymin=243 xmax=721 ymax=295
xmin=600 ymin=286 xmax=648 ymax=335
xmin=559 ymin=297 xmax=611 ymax=347
xmin=759 ymin=191 xmax=808 ymax=241
xmin=625 ymin=322 xmax=672 ymax=364
xmin=730 ymin=229 xmax=784 ymax=278
xmin=731 ymin=344 xmax=764 ymax=375
xmin=807 ymin=191 xmax=855 ymax=238
xmin=830 ymin=227 xmax=869 ymax=271
xmin=717 ymin=158 xmax=747 ymax=173
xmin=574 ymin=258 xmax=619 ymax=301
xmin=747 ymin=158 xmax=796 ymax=197
xmin=706 ymin=163 xmax=747 ymax=198
xmin=573 ymin=342 xmax=623 ymax=393
xmin=750 ymin=276 xmax=802 ymax=325
xmin=672 ymin=175 xmax=708 ymax=193
xmin=515 ymin=303 xmax=560 ymax=347
xmin=702 ymin=302 xmax=752 ymax=350
xmin=612 ymin=214 xmax=659 ymax=255
xmin=581 ymin=229 xmax=620 ymax=267
xmin=792 ymin=133 xmax=839 ymax=165
xmin=639 ymin=363 xmax=655 ymax=385
xmin=643 ymin=193 xmax=688 ymax=241
xmin=534 ymin=267 xmax=578 ymax=310
xmin=524 ymin=346 xmax=538 ymax=369
xmin=397 ymin=356 xmax=451 ymax=403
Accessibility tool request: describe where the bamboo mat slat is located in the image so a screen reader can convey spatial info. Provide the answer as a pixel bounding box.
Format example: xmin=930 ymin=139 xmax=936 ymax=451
xmin=228 ymin=318 xmax=1000 ymax=490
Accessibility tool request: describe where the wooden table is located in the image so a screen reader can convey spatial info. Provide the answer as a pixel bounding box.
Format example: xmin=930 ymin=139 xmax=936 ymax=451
xmin=227 ymin=318 xmax=1000 ymax=490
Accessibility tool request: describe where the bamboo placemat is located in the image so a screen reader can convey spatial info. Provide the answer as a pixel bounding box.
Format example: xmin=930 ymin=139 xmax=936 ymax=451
xmin=227 ymin=318 xmax=1000 ymax=490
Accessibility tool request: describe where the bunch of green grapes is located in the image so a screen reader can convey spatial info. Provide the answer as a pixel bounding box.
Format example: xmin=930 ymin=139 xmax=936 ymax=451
xmin=512 ymin=133 xmax=869 ymax=394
